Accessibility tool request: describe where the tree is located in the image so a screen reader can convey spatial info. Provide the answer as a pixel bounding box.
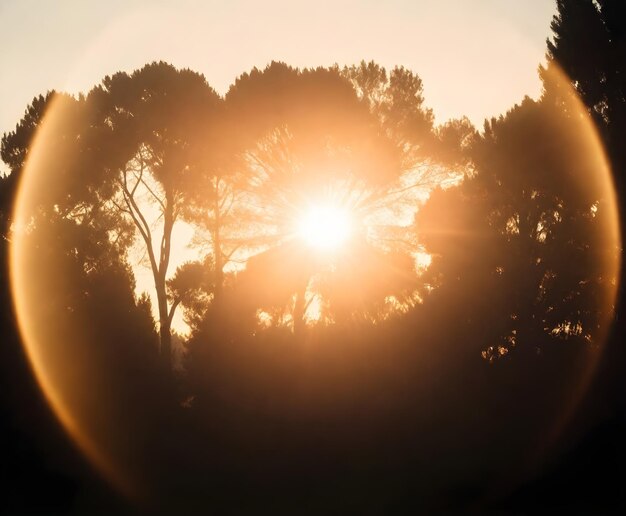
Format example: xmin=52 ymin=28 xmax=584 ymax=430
xmin=342 ymin=61 xmax=473 ymax=188
xmin=166 ymin=257 xmax=215 ymax=333
xmin=1 ymin=90 xmax=158 ymax=356
xmin=544 ymin=1 xmax=626 ymax=286
xmin=417 ymin=94 xmax=618 ymax=360
xmin=543 ymin=0 xmax=626 ymax=409
xmin=90 ymin=62 xmax=222 ymax=371
xmin=2 ymin=90 xmax=168 ymax=484
xmin=1 ymin=93 xmax=54 ymax=236
xmin=545 ymin=0 xmax=626 ymax=186
xmin=220 ymin=63 xmax=405 ymax=330
xmin=214 ymin=62 xmax=472 ymax=331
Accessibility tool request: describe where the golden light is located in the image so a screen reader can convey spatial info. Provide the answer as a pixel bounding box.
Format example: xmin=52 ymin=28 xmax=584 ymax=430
xmin=7 ymin=63 xmax=622 ymax=506
xmin=297 ymin=204 xmax=352 ymax=251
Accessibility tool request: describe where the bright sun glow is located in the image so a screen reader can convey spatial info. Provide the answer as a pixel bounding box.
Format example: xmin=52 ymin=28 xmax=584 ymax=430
xmin=298 ymin=205 xmax=352 ymax=250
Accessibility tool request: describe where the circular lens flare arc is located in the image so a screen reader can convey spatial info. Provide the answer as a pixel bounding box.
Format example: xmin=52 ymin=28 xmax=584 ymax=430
xmin=8 ymin=63 xmax=621 ymax=502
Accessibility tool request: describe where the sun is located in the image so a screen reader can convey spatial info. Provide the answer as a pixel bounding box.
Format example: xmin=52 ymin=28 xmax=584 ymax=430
xmin=298 ymin=204 xmax=352 ymax=251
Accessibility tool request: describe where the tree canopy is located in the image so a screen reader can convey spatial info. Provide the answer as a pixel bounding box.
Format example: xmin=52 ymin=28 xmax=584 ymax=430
xmin=1 ymin=42 xmax=621 ymax=511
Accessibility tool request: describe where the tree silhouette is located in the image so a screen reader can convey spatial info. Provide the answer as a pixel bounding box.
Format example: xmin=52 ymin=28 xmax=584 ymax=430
xmin=212 ymin=62 xmax=474 ymax=332
xmin=546 ymin=0 xmax=626 ymax=188
xmin=544 ymin=0 xmax=626 ymax=364
xmin=1 ymin=93 xmax=55 ymax=237
xmin=2 ymin=51 xmax=622 ymax=512
xmin=219 ymin=63 xmax=403 ymax=329
xmin=89 ymin=62 xmax=222 ymax=371
xmin=343 ymin=61 xmax=473 ymax=184
xmin=166 ymin=257 xmax=215 ymax=332
xmin=417 ymin=92 xmax=617 ymax=359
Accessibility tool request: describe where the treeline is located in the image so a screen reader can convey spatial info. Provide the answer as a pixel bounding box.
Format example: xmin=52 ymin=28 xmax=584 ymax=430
xmin=2 ymin=60 xmax=479 ymax=372
xmin=1 ymin=59 xmax=616 ymax=369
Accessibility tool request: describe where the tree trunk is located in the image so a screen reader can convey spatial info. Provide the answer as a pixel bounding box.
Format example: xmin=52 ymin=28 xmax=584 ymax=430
xmin=212 ymin=177 xmax=224 ymax=304
xmin=159 ymin=320 xmax=172 ymax=373
xmin=156 ymin=277 xmax=172 ymax=374
xmin=213 ymin=225 xmax=223 ymax=303
xmin=293 ymin=286 xmax=307 ymax=339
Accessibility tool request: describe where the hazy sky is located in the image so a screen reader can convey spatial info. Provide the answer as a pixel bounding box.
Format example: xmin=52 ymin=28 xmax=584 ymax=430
xmin=1 ymin=0 xmax=556 ymax=137
xmin=1 ymin=0 xmax=558 ymax=334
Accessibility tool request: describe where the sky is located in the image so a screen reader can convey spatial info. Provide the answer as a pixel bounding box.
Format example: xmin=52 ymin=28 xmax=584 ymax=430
xmin=1 ymin=0 xmax=558 ymax=334
xmin=1 ymin=0 xmax=556 ymax=137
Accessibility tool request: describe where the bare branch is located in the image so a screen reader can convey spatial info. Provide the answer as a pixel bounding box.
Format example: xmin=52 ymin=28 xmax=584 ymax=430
xmin=139 ymin=174 xmax=166 ymax=211
xmin=167 ymin=297 xmax=182 ymax=326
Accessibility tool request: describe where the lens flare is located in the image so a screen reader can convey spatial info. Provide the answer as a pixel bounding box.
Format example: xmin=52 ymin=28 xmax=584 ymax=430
xmin=8 ymin=62 xmax=621 ymax=507
xmin=298 ymin=205 xmax=352 ymax=250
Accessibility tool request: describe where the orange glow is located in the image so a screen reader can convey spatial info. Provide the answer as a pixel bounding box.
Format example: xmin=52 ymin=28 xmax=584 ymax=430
xmin=8 ymin=60 xmax=621 ymax=505
xmin=9 ymin=95 xmax=141 ymax=501
xmin=297 ymin=204 xmax=352 ymax=251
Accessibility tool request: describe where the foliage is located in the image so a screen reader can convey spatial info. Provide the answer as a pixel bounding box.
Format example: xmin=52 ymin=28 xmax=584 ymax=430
xmin=1 ymin=50 xmax=620 ymax=510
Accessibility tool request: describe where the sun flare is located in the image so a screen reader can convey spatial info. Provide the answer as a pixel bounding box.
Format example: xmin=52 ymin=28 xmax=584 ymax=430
xmin=298 ymin=204 xmax=352 ymax=251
